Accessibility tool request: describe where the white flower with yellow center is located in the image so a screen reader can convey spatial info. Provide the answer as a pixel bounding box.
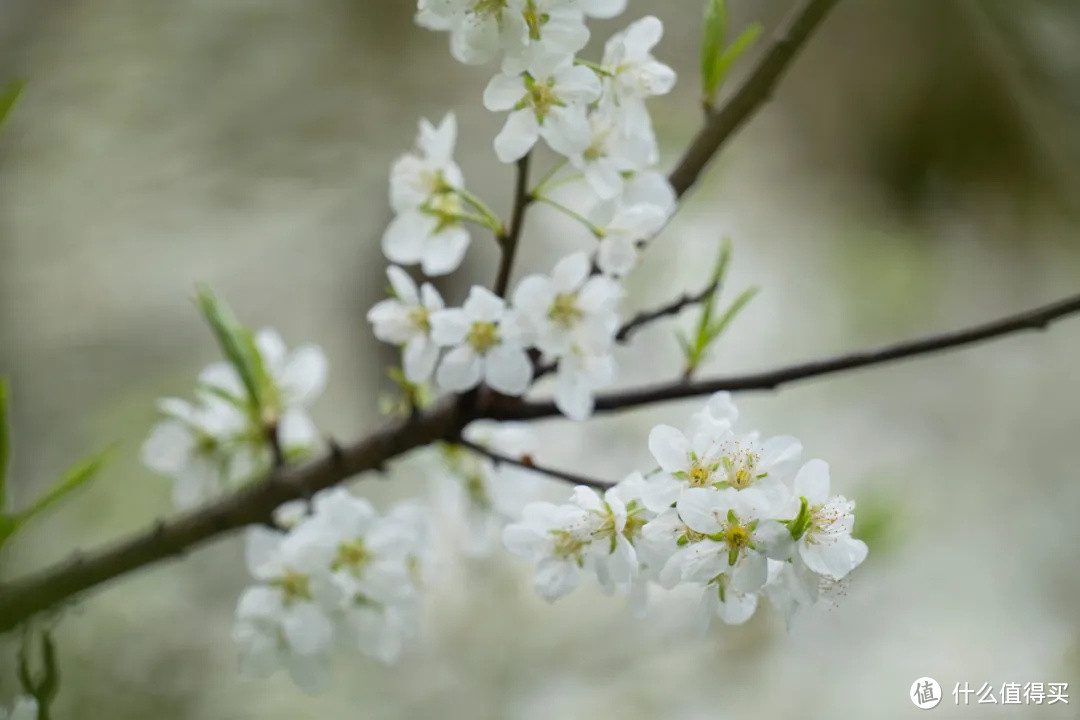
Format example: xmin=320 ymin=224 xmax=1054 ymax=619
xmin=569 ymin=103 xmax=657 ymax=200
xmin=788 ymin=459 xmax=868 ymax=580
xmin=502 ymin=499 xmax=593 ymax=601
xmin=141 ymin=394 xmax=256 ymax=508
xmin=143 ymin=329 xmax=325 ymax=508
xmin=644 ymin=393 xmax=802 ymax=511
xmin=601 ymin=16 xmax=676 ymax=109
xmin=483 ymin=53 xmax=602 ymax=163
xmin=382 ymin=191 xmax=473 ymax=277
xmin=390 ymin=113 xmax=465 ymax=214
xmin=367 ymin=266 xmax=445 ymax=383
xmin=233 ymin=526 xmax=338 ymax=693
xmin=512 ymin=251 xmax=621 ymax=357
xmin=662 ymin=487 xmax=793 ymax=594
xmin=422 ymin=0 xmax=530 ymax=65
xmin=503 ymin=482 xmax=637 ymax=601
xmin=301 ymin=488 xmax=425 ymax=663
xmin=430 ymin=286 xmax=533 ymax=395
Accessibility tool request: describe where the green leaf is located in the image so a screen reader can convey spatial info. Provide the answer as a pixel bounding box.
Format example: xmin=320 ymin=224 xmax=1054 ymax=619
xmin=700 ymin=0 xmax=728 ymax=104
xmin=706 ymin=286 xmax=759 ymax=341
xmin=0 ymin=377 xmax=9 ymax=512
xmin=194 ymin=286 xmax=265 ymax=416
xmin=0 ymin=446 xmax=113 ymax=548
xmin=0 ymin=80 xmax=24 ymax=131
xmin=712 ymin=22 xmax=764 ymax=93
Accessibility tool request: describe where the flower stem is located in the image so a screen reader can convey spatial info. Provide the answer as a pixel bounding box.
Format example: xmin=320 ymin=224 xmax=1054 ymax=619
xmin=533 ymin=195 xmax=605 ymax=237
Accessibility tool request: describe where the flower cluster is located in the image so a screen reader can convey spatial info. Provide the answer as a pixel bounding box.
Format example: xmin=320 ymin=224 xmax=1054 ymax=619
xmin=142 ymin=330 xmax=327 ymax=508
xmin=371 ymin=3 xmax=676 ymax=419
xmin=132 ymin=0 xmax=872 ymax=698
xmin=233 ymin=488 xmax=430 ymax=692
xmin=503 ymin=393 xmax=868 ymax=627
xmin=433 ymin=421 xmax=542 ymax=555
xmin=0 ymin=698 xmax=37 ymax=720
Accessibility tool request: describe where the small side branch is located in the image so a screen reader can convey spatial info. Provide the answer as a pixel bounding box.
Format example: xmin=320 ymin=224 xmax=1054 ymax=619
xmin=458 ymin=439 xmax=613 ymax=491
xmin=616 ymin=281 xmax=719 ymax=343
xmin=668 ymin=0 xmax=841 ymax=198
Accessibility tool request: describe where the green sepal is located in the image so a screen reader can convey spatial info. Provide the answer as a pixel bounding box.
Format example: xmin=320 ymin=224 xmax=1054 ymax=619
xmin=787 ymin=496 xmax=812 ymax=540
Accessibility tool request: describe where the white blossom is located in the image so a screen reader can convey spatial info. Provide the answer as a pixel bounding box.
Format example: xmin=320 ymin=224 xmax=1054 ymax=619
xmin=551 ymin=342 xmax=617 ymax=421
xmin=644 ymin=392 xmax=802 ymax=512
xmin=661 ymin=486 xmax=793 ymax=594
xmin=419 ymin=0 xmax=591 ymax=69
xmin=367 ymin=266 xmax=445 ymax=383
xmin=594 ymin=201 xmax=668 ymax=277
xmin=601 ymin=16 xmax=676 ymax=109
xmin=141 ymin=395 xmax=257 ymax=508
xmin=483 ymin=53 xmax=602 ymax=162
xmin=233 ymin=526 xmax=339 ymax=693
xmin=511 ymin=251 xmax=621 ymax=357
xmin=503 ymin=482 xmax=640 ymax=602
xmin=300 ymin=488 xmax=425 ymax=663
xmin=437 ymin=421 xmax=542 ymax=554
xmin=382 ymin=195 xmax=472 ymax=277
xmin=142 ymin=329 xmax=326 ymax=508
xmin=568 ymin=102 xmax=657 ymax=200
xmin=390 ymin=113 xmax=464 ymax=214
xmin=430 ymin=286 xmax=533 ymax=395
xmin=789 ymin=459 xmax=868 ymax=580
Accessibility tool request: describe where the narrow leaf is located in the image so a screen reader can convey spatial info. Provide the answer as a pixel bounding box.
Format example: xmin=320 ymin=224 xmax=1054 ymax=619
xmin=0 ymin=446 xmax=113 ymax=548
xmin=707 ymin=286 xmax=760 ymax=341
xmin=700 ymin=0 xmax=728 ymax=103
xmin=0 ymin=80 xmax=23 ymax=131
xmin=194 ymin=286 xmax=263 ymax=413
xmin=712 ymin=23 xmax=764 ymax=90
xmin=0 ymin=377 xmax=9 ymax=512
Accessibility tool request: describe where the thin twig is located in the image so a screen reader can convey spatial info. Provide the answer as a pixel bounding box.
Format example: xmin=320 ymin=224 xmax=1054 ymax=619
xmin=494 ymin=154 xmax=532 ymax=298
xmin=616 ymin=280 xmax=720 ymax=343
xmin=458 ymin=439 xmax=613 ymax=491
xmin=494 ymin=292 xmax=1080 ymax=420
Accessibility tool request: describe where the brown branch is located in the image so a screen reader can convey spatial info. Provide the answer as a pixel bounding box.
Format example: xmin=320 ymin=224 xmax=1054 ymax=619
xmin=0 ymin=401 xmax=469 ymax=633
xmin=494 ymin=292 xmax=1080 ymax=420
xmin=493 ymin=154 xmax=532 ymax=298
xmin=668 ymin=0 xmax=841 ymax=197
xmin=458 ymin=439 xmax=613 ymax=491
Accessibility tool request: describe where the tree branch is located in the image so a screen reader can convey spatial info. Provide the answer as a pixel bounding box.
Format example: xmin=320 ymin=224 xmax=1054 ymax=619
xmin=494 ymin=154 xmax=532 ymax=297
xmin=458 ymin=439 xmax=613 ymax=491
xmin=494 ymin=292 xmax=1080 ymax=420
xmin=668 ymin=0 xmax=841 ymax=197
xmin=0 ymin=401 xmax=469 ymax=633
xmin=0 ymin=0 xmax=912 ymax=636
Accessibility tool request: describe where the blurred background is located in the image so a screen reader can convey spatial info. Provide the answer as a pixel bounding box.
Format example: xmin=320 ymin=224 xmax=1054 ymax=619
xmin=1 ymin=0 xmax=1079 ymax=717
